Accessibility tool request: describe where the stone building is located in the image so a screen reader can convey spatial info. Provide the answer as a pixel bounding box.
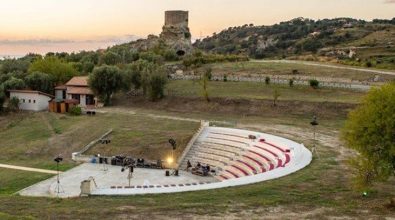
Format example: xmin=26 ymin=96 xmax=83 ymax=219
xmin=160 ymin=10 xmax=193 ymax=56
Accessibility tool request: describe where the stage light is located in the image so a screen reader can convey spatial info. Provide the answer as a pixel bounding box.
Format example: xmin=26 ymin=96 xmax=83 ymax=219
xmin=167 ymin=157 xmax=174 ymax=164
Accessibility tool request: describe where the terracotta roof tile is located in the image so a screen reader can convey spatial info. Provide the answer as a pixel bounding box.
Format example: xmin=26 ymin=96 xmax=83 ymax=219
xmin=67 ymin=86 xmax=93 ymax=95
xmin=65 ymin=76 xmax=89 ymax=86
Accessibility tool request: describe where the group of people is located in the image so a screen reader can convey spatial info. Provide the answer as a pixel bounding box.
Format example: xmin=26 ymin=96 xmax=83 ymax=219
xmin=186 ymin=160 xmax=213 ymax=176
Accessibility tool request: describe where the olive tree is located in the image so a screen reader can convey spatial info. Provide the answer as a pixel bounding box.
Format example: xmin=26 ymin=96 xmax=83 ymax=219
xmin=25 ymin=72 xmax=55 ymax=94
xmin=89 ymin=65 xmax=126 ymax=106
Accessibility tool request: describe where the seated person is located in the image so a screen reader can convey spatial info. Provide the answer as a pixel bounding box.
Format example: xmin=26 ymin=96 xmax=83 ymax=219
xmin=186 ymin=160 xmax=192 ymax=171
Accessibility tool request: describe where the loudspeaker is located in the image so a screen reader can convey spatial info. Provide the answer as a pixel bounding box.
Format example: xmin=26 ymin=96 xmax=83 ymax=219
xmin=175 ymin=170 xmax=179 ymax=176
xmin=165 ymin=170 xmax=170 ymax=176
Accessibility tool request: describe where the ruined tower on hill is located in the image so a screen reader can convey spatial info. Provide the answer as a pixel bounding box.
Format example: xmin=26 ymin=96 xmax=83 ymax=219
xmin=160 ymin=10 xmax=193 ymax=56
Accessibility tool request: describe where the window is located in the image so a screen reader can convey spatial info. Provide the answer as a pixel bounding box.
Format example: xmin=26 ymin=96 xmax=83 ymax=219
xmin=23 ymin=99 xmax=25 ymax=103
xmin=29 ymin=99 xmax=31 ymax=103
xmin=33 ymin=100 xmax=36 ymax=103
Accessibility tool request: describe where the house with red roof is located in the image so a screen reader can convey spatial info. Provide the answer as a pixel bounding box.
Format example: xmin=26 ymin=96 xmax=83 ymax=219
xmin=54 ymin=76 xmax=96 ymax=108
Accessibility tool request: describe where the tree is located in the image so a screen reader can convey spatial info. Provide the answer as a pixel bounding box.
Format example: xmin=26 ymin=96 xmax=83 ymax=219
xmin=99 ymin=51 xmax=122 ymax=65
xmin=0 ymin=85 xmax=5 ymax=112
xmin=148 ymin=67 xmax=167 ymax=101
xmin=199 ymin=73 xmax=210 ymax=103
xmin=2 ymin=77 xmax=26 ymax=96
xmin=124 ymin=60 xmax=150 ymax=90
xmin=273 ymin=88 xmax=281 ymax=106
xmin=204 ymin=67 xmax=213 ymax=81
xmin=0 ymin=59 xmax=30 ymax=74
xmin=342 ymin=83 xmax=395 ymax=193
xmin=89 ymin=65 xmax=125 ymax=106
xmin=29 ymin=56 xmax=77 ymax=84
xmin=25 ymin=72 xmax=55 ymax=94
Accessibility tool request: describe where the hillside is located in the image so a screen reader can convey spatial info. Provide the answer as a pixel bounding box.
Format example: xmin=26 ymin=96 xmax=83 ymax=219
xmin=194 ymin=17 xmax=395 ymax=69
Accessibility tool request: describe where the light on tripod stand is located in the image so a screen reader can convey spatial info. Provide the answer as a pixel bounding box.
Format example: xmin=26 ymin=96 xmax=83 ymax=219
xmin=54 ymin=155 xmax=64 ymax=196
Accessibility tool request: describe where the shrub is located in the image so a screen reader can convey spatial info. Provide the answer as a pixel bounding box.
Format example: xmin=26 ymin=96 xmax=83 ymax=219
xmin=292 ymin=69 xmax=299 ymax=75
xmin=309 ymin=79 xmax=320 ymax=89
xmin=148 ymin=71 xmax=167 ymax=101
xmin=366 ymin=61 xmax=372 ymax=68
xmin=8 ymin=97 xmax=20 ymax=112
xmin=204 ymin=67 xmax=213 ymax=81
xmin=223 ymin=74 xmax=228 ymax=82
xmin=289 ymin=79 xmax=294 ymax=87
xmin=69 ymin=106 xmax=82 ymax=116
xmin=265 ymin=76 xmax=271 ymax=85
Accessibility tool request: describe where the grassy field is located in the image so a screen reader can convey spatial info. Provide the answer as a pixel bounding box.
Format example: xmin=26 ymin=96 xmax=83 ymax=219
xmin=199 ymin=61 xmax=395 ymax=81
xmin=0 ymin=80 xmax=394 ymax=218
xmin=0 ymin=109 xmax=394 ymax=219
xmin=166 ymin=80 xmax=366 ymax=103
xmin=0 ymin=112 xmax=199 ymax=169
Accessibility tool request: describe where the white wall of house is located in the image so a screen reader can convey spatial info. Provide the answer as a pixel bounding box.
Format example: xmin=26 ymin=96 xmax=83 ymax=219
xmin=66 ymin=93 xmax=87 ymax=107
xmin=55 ymin=90 xmax=64 ymax=100
xmin=10 ymin=92 xmax=52 ymax=111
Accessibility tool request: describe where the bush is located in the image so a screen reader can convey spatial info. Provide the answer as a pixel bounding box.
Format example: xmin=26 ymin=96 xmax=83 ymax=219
xmin=8 ymin=97 xmax=20 ymax=112
xmin=204 ymin=67 xmax=213 ymax=81
xmin=223 ymin=74 xmax=228 ymax=82
xmin=292 ymin=69 xmax=299 ymax=75
xmin=265 ymin=76 xmax=271 ymax=85
xmin=69 ymin=106 xmax=82 ymax=116
xmin=148 ymin=72 xmax=167 ymax=101
xmin=289 ymin=79 xmax=294 ymax=87
xmin=366 ymin=61 xmax=373 ymax=68
xmin=309 ymin=79 xmax=320 ymax=89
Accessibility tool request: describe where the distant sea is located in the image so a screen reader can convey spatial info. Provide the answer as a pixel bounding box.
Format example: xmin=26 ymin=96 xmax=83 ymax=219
xmin=0 ymin=55 xmax=24 ymax=60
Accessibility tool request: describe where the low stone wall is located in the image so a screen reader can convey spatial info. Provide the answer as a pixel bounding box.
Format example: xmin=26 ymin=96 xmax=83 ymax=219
xmin=72 ymin=129 xmax=113 ymax=162
xmin=169 ymin=74 xmax=372 ymax=91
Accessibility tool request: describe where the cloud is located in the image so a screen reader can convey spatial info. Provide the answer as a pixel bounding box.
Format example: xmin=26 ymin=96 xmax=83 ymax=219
xmin=0 ymin=35 xmax=143 ymax=57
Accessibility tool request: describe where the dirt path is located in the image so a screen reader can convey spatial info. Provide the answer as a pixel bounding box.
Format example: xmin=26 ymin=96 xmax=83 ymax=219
xmin=0 ymin=164 xmax=59 ymax=174
xmin=252 ymin=60 xmax=395 ymax=76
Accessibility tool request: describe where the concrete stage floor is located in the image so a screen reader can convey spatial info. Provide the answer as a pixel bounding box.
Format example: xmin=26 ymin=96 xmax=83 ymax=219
xmin=19 ymin=163 xmax=217 ymax=198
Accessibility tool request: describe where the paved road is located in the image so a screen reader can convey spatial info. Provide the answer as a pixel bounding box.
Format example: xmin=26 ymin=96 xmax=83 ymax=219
xmin=0 ymin=163 xmax=59 ymax=174
xmin=251 ymin=60 xmax=395 ymax=76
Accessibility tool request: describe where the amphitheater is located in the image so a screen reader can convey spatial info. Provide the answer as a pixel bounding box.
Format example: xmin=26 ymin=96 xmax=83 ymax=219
xmin=19 ymin=122 xmax=312 ymax=198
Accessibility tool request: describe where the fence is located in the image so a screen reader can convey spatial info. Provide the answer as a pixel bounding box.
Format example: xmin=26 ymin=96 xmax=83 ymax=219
xmin=169 ymin=74 xmax=372 ymax=91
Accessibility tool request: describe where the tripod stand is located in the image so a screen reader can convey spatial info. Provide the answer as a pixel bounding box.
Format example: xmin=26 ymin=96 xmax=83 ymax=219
xmin=54 ymin=160 xmax=64 ymax=196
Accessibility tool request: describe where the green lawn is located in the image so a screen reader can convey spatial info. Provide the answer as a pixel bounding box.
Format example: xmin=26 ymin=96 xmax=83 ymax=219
xmin=0 ymin=169 xmax=53 ymax=195
xmin=167 ymin=80 xmax=365 ymax=103
xmin=0 ymin=112 xmax=199 ymax=169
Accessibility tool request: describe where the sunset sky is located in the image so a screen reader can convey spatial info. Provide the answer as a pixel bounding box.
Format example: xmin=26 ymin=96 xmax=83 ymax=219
xmin=1 ymin=0 xmax=394 ymax=56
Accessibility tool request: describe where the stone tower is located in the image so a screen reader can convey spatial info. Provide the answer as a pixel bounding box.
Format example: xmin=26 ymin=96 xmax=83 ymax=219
xmin=160 ymin=10 xmax=193 ymax=56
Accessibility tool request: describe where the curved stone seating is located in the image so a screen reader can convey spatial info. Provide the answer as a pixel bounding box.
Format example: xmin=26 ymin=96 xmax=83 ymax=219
xmin=182 ymin=127 xmax=301 ymax=181
xmin=91 ymin=126 xmax=311 ymax=196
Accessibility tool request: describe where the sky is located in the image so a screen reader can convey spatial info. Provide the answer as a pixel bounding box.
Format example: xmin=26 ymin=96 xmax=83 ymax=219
xmin=0 ymin=0 xmax=394 ymax=57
